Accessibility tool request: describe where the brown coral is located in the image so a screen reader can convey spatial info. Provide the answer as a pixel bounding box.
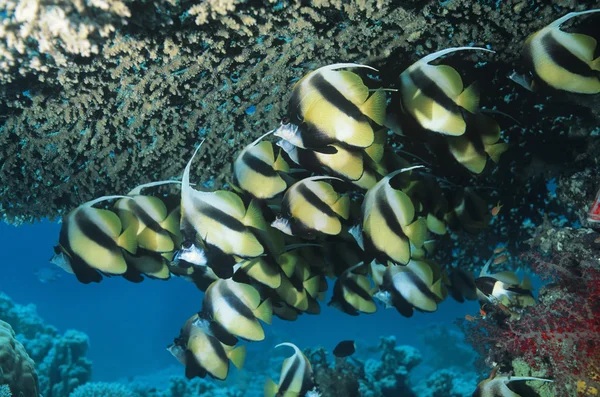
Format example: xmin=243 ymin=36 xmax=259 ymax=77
xmin=0 ymin=320 xmax=39 ymax=397
xmin=0 ymin=0 xmax=598 ymax=224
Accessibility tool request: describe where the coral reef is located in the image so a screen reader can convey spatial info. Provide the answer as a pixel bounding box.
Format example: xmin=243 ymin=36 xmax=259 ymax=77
xmin=0 ymin=384 xmax=12 ymax=397
xmin=0 ymin=320 xmax=39 ymax=397
xmin=0 ymin=293 xmax=92 ymax=397
xmin=1 ymin=0 xmax=599 ymax=226
xmin=358 ymin=336 xmax=422 ymax=397
xmin=70 ymin=382 xmax=141 ymax=397
xmin=413 ymin=368 xmax=476 ymax=397
xmin=418 ymin=323 xmax=475 ymax=371
xmin=459 ymin=226 xmax=600 ymax=396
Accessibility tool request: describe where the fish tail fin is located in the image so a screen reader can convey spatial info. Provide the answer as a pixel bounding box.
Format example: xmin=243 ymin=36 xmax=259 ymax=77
xmin=264 ymin=378 xmax=278 ymax=397
xmin=591 ymin=55 xmax=600 ymax=72
xmin=117 ymin=225 xmax=138 ymax=254
xmin=520 ymin=275 xmax=533 ymax=290
xmin=303 ymin=275 xmax=321 ymax=298
xmin=254 ymin=298 xmax=273 ymax=325
xmin=403 ymin=217 xmax=428 ymax=248
xmin=456 ymin=81 xmax=480 ymax=113
xmin=273 ymin=149 xmax=290 ymax=172
xmin=227 ymin=345 xmax=246 ymax=370
xmin=160 ymin=207 xmax=181 ymax=236
xmin=430 ymin=278 xmax=447 ymax=301
xmin=242 ymin=199 xmax=267 ymax=230
xmin=359 ymin=89 xmax=387 ymax=126
xmin=331 ymin=195 xmax=350 ymax=220
xmin=485 ymin=142 xmax=510 ymax=163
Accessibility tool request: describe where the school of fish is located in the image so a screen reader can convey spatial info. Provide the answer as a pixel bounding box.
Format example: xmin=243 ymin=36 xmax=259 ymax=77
xmin=50 ymin=10 xmax=599 ymax=395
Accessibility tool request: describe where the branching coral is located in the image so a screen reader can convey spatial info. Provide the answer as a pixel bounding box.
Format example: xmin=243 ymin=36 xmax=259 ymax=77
xmin=459 ymin=228 xmax=600 ymax=396
xmin=0 ymin=0 xmax=598 ymax=225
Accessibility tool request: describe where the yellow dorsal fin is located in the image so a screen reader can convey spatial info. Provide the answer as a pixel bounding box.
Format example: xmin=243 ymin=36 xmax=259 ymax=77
xmin=137 ymin=227 xmax=174 ymax=253
xmin=456 ymin=82 xmax=480 ymax=113
xmin=359 ymin=89 xmax=387 ymax=126
xmin=330 ymin=70 xmax=370 ymax=104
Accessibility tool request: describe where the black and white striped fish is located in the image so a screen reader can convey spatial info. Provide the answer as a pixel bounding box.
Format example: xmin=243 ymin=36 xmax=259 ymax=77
xmin=275 ymin=63 xmax=386 ymax=150
xmin=399 ymin=47 xmax=494 ymax=136
xmin=53 ymin=195 xmax=137 ymax=284
xmin=519 ymin=9 xmax=600 ymax=94
xmin=202 ymin=279 xmax=272 ymax=342
xmin=271 ymin=176 xmax=350 ymax=238
xmin=168 ymin=314 xmax=245 ymax=381
xmin=233 ymin=130 xmax=289 ymax=199
xmin=264 ymin=343 xmax=315 ymax=397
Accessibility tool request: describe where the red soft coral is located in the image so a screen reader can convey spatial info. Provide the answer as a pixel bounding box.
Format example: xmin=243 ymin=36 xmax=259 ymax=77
xmin=458 ymin=251 xmax=600 ymax=395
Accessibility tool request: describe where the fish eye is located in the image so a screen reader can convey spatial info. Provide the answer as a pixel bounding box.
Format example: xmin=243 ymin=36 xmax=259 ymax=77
xmin=281 ymin=117 xmax=290 ymax=125
xmin=182 ymin=240 xmax=193 ymax=249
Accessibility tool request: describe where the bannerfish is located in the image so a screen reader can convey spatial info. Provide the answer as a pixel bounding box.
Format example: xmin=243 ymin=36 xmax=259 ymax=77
xmin=277 ymin=139 xmax=365 ymax=181
xmin=114 ymin=181 xmax=182 ymax=253
xmin=333 ymin=340 xmax=356 ymax=358
xmin=449 ymin=188 xmax=492 ymax=234
xmin=168 ymin=314 xmax=246 ymax=380
xmin=53 ymin=195 xmax=137 ymax=284
xmin=271 ymin=176 xmax=350 ymax=238
xmin=399 ymin=47 xmax=495 ymax=136
xmin=361 ymin=166 xmax=428 ymax=264
xmin=329 ymin=263 xmax=377 ymax=316
xmin=445 ymin=112 xmax=509 ymax=174
xmin=475 ymin=257 xmax=535 ymax=310
xmin=473 ymin=367 xmax=552 ymax=397
xmin=519 ymin=9 xmax=600 ymax=94
xmin=202 ymin=279 xmax=272 ymax=342
xmin=233 ymin=130 xmax=289 ymax=200
xmin=178 ymin=143 xmax=267 ymax=277
xmin=275 ymin=63 xmax=386 ymax=150
xmin=373 ymin=260 xmax=446 ymax=318
xmin=264 ymin=343 xmax=316 ymax=397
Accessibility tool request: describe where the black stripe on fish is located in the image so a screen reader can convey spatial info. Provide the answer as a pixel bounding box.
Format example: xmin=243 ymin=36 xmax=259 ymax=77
xmin=197 ymin=203 xmax=247 ymax=233
xmin=310 ymin=73 xmax=365 ymax=121
xmin=408 ymin=67 xmax=458 ymax=113
xmin=402 ymin=272 xmax=439 ymax=304
xmin=217 ymin=282 xmax=258 ymax=322
xmin=130 ymin=201 xmax=165 ymax=233
xmin=297 ymin=183 xmax=337 ymax=218
xmin=207 ymin=333 xmax=229 ymax=366
xmin=344 ymin=276 xmax=373 ymax=302
xmin=75 ymin=210 xmax=121 ymax=253
xmin=375 ymin=191 xmax=408 ymax=240
xmin=279 ymin=353 xmax=302 ymax=392
xmin=242 ymin=151 xmax=278 ymax=177
xmin=474 ymin=276 xmax=497 ymax=296
xmin=541 ymin=33 xmax=596 ymax=78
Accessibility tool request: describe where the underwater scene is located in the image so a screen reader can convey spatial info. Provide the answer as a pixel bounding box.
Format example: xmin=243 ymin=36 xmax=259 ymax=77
xmin=1 ymin=0 xmax=600 ymax=396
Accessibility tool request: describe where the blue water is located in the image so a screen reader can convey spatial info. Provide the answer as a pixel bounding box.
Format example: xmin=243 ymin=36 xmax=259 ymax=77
xmin=0 ymin=220 xmax=479 ymax=381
